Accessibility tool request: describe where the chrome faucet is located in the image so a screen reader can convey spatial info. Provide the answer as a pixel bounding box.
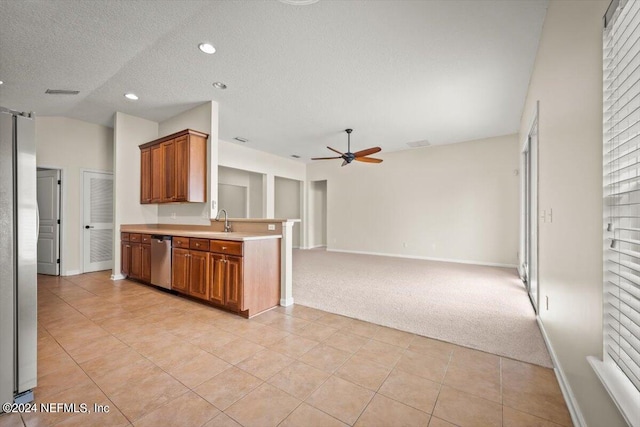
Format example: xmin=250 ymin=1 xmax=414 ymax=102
xmin=215 ymin=209 xmax=231 ymax=232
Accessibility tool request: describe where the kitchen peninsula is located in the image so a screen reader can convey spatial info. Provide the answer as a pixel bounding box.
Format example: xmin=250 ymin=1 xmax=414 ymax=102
xmin=120 ymin=220 xmax=293 ymax=318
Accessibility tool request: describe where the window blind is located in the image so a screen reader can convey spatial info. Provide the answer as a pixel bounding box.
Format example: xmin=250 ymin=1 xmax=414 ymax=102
xmin=603 ymin=0 xmax=640 ymax=400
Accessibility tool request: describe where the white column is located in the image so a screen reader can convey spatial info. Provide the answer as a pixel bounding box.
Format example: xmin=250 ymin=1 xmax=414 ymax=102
xmin=280 ymin=220 xmax=295 ymax=306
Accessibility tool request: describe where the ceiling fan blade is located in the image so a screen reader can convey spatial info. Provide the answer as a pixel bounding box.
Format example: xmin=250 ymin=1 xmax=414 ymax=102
xmin=354 ymin=157 xmax=383 ymax=163
xmin=353 ymin=147 xmax=381 ymax=157
xmin=311 ymin=156 xmax=342 ymax=160
xmin=327 ymin=146 xmax=345 ymax=155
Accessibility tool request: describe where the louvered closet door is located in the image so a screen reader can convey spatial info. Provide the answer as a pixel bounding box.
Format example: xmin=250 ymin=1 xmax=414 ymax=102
xmin=83 ymin=171 xmax=114 ymax=273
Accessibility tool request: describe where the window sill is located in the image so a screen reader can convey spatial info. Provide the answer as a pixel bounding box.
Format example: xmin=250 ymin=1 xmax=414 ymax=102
xmin=587 ymin=356 xmax=640 ymax=427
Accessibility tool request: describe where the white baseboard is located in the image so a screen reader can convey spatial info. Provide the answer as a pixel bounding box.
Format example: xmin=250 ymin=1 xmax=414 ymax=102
xmin=326 ymin=248 xmax=518 ymax=269
xmin=111 ymin=273 xmax=126 ymax=281
xmin=301 ymin=245 xmax=327 ymax=250
xmin=536 ymin=316 xmax=586 ymax=427
xmin=62 ymin=270 xmax=80 ymax=276
xmin=280 ymin=297 xmax=294 ymax=307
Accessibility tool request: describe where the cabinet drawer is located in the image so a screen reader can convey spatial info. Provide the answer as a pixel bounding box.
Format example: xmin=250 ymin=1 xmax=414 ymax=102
xmin=121 ymin=232 xmax=130 ymax=242
xmin=190 ymin=238 xmax=209 ymax=250
xmin=141 ymin=234 xmax=152 ymax=244
xmin=210 ymin=240 xmax=243 ymax=256
xmin=130 ymin=233 xmax=141 ymax=242
xmin=173 ymin=236 xmax=190 ymax=248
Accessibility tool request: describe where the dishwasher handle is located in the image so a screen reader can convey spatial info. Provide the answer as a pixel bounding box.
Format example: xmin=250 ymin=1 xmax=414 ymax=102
xmin=151 ymin=235 xmax=172 ymax=242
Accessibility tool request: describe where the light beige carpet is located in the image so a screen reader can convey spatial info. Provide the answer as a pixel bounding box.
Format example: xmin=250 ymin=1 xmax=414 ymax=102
xmin=293 ymin=249 xmax=552 ymax=367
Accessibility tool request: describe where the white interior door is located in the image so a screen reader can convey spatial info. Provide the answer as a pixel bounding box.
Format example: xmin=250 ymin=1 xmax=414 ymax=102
xmin=36 ymin=169 xmax=60 ymax=275
xmin=83 ymin=171 xmax=113 ymax=272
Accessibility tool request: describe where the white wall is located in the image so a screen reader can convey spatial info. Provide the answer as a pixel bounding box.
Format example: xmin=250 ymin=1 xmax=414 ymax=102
xmin=275 ymin=176 xmax=302 ymax=248
xmin=35 ymin=116 xmax=114 ymax=275
xmin=308 ymin=180 xmax=327 ymax=248
xmin=307 ymin=134 xmax=520 ymax=266
xmin=218 ymin=139 xmax=306 ymax=219
xmin=519 ymin=1 xmax=626 ymax=425
xmin=218 ymin=166 xmax=264 ymax=218
xmin=157 ymin=102 xmax=217 ymax=224
xmin=112 ymin=112 xmax=159 ymax=277
xmin=249 ymin=172 xmax=264 ymax=218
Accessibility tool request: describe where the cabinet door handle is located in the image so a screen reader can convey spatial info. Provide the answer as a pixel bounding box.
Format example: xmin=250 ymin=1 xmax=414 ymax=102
xmin=126 ymin=245 xmax=130 ymax=248
xmin=195 ymin=243 xmax=200 ymax=247
xmin=222 ymin=246 xmax=227 ymax=250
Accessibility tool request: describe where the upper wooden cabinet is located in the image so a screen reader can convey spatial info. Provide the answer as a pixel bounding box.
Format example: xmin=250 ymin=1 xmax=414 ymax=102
xmin=139 ymin=129 xmax=208 ymax=204
xmin=140 ymin=148 xmax=152 ymax=203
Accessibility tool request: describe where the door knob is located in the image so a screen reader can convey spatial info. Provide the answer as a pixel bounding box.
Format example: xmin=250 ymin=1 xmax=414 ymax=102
xmin=85 ymin=225 xmax=94 ymax=229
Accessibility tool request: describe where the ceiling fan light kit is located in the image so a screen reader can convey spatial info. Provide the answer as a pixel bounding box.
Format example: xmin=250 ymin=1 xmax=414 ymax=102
xmin=311 ymin=128 xmax=383 ymax=167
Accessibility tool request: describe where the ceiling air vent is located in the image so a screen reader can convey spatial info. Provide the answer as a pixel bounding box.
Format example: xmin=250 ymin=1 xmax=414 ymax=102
xmin=406 ymin=140 xmax=431 ymax=148
xmin=45 ymin=89 xmax=80 ymax=95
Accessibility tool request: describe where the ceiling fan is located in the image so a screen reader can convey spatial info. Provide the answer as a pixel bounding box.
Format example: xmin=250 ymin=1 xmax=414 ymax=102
xmin=312 ymin=129 xmax=383 ymax=166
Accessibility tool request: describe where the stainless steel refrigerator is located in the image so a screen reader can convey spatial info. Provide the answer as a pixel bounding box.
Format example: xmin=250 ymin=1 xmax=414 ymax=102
xmin=0 ymin=107 xmax=37 ymax=407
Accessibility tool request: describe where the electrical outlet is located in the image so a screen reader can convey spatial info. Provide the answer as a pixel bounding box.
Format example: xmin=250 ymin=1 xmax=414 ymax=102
xmin=402 ymin=242 xmax=408 ymax=248
xmin=268 ymin=224 xmax=276 ymax=231
xmin=170 ymin=212 xmax=176 ymax=220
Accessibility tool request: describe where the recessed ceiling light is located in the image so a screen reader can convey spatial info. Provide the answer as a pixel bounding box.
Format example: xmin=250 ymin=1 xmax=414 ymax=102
xmin=124 ymin=93 xmax=139 ymax=100
xmin=212 ymin=82 xmax=227 ymax=90
xmin=198 ymin=43 xmax=216 ymax=54
xmin=0 ymin=81 xmax=3 ymax=85
xmin=234 ymin=137 xmax=248 ymax=143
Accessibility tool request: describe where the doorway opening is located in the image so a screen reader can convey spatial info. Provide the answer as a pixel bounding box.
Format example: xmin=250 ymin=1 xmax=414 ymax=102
xmin=217 ymin=166 xmax=265 ymax=218
xmin=309 ymin=180 xmax=327 ymax=248
xmin=82 ymin=170 xmax=114 ymax=273
xmin=521 ymin=105 xmax=539 ymax=312
xmin=36 ymin=168 xmax=61 ymax=276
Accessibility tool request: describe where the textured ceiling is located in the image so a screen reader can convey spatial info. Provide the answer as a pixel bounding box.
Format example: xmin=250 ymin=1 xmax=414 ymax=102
xmin=0 ymin=0 xmax=547 ymax=161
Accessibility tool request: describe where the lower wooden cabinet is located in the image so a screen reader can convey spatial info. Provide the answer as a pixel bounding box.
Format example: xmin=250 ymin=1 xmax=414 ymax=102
xmin=121 ymin=241 xmax=131 ymax=276
xmin=172 ymin=247 xmax=210 ymax=300
xmin=209 ymin=253 xmax=243 ymax=312
xmin=172 ymin=248 xmax=190 ymax=293
xmin=121 ymin=233 xmax=150 ymax=282
xmin=189 ymin=250 xmax=210 ymax=300
xmin=122 ymin=231 xmax=280 ymax=318
xmin=129 ymin=243 xmax=151 ymax=282
xmin=209 ymin=254 xmax=225 ymax=306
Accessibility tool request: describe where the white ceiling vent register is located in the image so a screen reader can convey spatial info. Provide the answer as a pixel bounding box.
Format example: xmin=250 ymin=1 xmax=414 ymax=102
xmin=45 ymin=89 xmax=79 ymax=95
xmin=407 ymin=140 xmax=431 ymax=148
xmin=278 ymin=0 xmax=320 ymax=5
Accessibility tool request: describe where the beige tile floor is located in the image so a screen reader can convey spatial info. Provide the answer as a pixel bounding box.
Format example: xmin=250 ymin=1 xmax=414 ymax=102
xmin=0 ymin=272 xmax=573 ymax=427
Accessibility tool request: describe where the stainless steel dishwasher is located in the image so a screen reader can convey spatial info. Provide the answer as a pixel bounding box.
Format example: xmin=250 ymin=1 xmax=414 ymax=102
xmin=150 ymin=235 xmax=172 ymax=289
